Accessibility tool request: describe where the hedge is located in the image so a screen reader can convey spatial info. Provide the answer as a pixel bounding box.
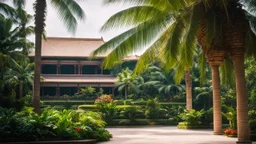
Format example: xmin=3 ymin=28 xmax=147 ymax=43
xmin=78 ymin=105 xmax=140 ymax=111
xmin=177 ymin=122 xmax=212 ymax=129
xmin=107 ymin=118 xmax=177 ymax=126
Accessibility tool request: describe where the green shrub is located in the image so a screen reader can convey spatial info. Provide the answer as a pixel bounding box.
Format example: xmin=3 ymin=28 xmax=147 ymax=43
xmin=119 ymin=106 xmax=145 ymax=121
xmin=95 ymin=95 xmax=117 ymax=122
xmin=145 ymin=98 xmax=161 ymax=119
xmin=222 ymin=106 xmax=237 ymax=129
xmin=178 ymin=109 xmax=204 ymax=125
xmin=250 ymin=120 xmax=256 ymax=132
xmin=78 ymin=105 xmax=97 ymax=110
xmin=201 ymin=108 xmax=213 ymax=125
xmin=0 ymin=107 xmax=112 ymax=141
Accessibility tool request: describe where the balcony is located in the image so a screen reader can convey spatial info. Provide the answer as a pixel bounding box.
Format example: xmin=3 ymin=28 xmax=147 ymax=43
xmin=40 ymin=74 xmax=116 ymax=87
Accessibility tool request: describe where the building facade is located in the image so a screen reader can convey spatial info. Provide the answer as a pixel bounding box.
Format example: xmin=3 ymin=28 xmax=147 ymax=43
xmin=29 ymin=37 xmax=138 ymax=97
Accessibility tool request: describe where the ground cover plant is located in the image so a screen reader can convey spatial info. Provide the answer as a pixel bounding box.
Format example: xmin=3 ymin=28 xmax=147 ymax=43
xmin=0 ymin=107 xmax=112 ymax=141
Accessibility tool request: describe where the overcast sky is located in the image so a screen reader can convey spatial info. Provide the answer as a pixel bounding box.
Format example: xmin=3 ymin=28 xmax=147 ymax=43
xmin=24 ymin=0 xmax=130 ymax=41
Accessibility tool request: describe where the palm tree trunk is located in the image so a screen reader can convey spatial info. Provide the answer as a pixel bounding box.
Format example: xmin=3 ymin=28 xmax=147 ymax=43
xmin=232 ymin=54 xmax=250 ymax=143
xmin=185 ymin=68 xmax=192 ymax=110
xmin=210 ymin=64 xmax=222 ymax=135
xmin=19 ymin=81 xmax=23 ymax=99
xmin=33 ymin=0 xmax=47 ymax=113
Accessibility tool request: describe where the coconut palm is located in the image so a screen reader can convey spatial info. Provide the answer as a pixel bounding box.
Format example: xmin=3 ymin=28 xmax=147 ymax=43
xmin=4 ymin=59 xmax=34 ymax=99
xmin=0 ymin=15 xmax=30 ymax=62
xmin=33 ymin=0 xmax=85 ymax=113
xmin=92 ymin=0 xmax=256 ymax=142
xmin=115 ymin=68 xmax=140 ymax=99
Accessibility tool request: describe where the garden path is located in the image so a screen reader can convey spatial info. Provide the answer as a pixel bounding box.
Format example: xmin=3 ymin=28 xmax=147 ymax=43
xmin=99 ymin=126 xmax=256 ymax=144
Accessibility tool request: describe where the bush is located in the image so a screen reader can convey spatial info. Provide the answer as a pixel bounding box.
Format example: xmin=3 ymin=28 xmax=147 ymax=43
xmin=178 ymin=109 xmax=204 ymax=126
xmin=201 ymin=108 xmax=213 ymax=125
xmin=249 ymin=120 xmax=256 ymax=133
xmin=145 ymin=98 xmax=161 ymax=119
xmin=222 ymin=106 xmax=237 ymax=130
xmin=95 ymin=95 xmax=117 ymax=122
xmin=119 ymin=106 xmax=144 ymax=121
xmin=0 ymin=107 xmax=112 ymax=141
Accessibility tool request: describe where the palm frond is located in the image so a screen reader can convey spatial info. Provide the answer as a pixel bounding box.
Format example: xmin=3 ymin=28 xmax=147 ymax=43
xmin=101 ymin=6 xmax=165 ymax=31
xmin=220 ymin=58 xmax=235 ymax=88
xmin=51 ymin=0 xmax=85 ymax=33
xmin=134 ymin=23 xmax=175 ymax=74
xmin=101 ymin=14 xmax=174 ymax=68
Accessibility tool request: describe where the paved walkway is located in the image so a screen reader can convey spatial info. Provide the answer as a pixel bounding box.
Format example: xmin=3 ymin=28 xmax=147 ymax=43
xmin=99 ymin=126 xmax=256 ymax=144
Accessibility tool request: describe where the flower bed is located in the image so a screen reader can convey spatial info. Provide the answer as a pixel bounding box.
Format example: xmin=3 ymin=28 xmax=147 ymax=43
xmin=224 ymin=128 xmax=237 ymax=137
xmin=0 ymin=107 xmax=112 ymax=142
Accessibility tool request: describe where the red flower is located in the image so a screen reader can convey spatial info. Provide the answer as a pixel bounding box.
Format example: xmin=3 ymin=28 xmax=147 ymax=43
xmin=75 ymin=127 xmax=81 ymax=132
xmin=224 ymin=129 xmax=231 ymax=135
xmin=230 ymin=129 xmax=237 ymax=135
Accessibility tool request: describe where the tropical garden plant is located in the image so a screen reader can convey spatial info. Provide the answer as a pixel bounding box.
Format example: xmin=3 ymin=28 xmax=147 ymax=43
xmin=0 ymin=107 xmax=112 ymax=141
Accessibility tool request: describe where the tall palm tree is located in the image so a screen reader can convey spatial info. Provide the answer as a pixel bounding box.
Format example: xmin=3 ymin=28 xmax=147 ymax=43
xmin=92 ymin=0 xmax=256 ymax=142
xmin=115 ymin=68 xmax=139 ymax=99
xmin=4 ymin=60 xmax=34 ymax=98
xmin=33 ymin=0 xmax=85 ymax=113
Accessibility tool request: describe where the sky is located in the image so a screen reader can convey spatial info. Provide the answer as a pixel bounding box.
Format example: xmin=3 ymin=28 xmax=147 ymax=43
xmin=24 ymin=0 xmax=130 ymax=41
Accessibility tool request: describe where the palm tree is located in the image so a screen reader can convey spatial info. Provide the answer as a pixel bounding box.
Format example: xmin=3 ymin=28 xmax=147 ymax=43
xmin=115 ymin=68 xmax=139 ymax=99
xmin=33 ymin=0 xmax=85 ymax=113
xmin=92 ymin=0 xmax=256 ymax=141
xmin=144 ymin=68 xmax=184 ymax=100
xmin=0 ymin=15 xmax=30 ymax=62
xmin=4 ymin=59 xmax=34 ymax=98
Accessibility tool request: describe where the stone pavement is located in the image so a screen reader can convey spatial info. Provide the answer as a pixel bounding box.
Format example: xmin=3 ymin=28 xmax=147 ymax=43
xmin=99 ymin=126 xmax=256 ymax=144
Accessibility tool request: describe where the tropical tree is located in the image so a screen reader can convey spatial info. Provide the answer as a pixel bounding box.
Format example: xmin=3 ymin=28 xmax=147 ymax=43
xmin=91 ymin=0 xmax=256 ymax=141
xmin=0 ymin=15 xmax=29 ymax=62
xmin=115 ymin=68 xmax=140 ymax=99
xmin=144 ymin=67 xmax=184 ymax=100
xmin=4 ymin=60 xmax=34 ymax=98
xmin=33 ymin=0 xmax=85 ymax=113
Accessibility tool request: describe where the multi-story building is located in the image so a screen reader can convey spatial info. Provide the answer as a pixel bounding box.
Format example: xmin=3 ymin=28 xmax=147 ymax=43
xmin=29 ymin=37 xmax=139 ymax=97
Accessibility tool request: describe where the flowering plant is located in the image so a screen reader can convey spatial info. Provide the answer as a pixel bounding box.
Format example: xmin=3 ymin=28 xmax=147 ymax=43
xmin=95 ymin=95 xmax=113 ymax=104
xmin=75 ymin=127 xmax=82 ymax=132
xmin=224 ymin=128 xmax=237 ymax=136
xmin=95 ymin=95 xmax=117 ymax=122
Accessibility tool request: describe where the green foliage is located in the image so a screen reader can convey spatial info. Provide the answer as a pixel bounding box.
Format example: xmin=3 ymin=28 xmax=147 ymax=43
xmin=221 ymin=88 xmax=236 ymax=107
xmin=222 ymin=106 xmax=237 ymax=130
xmin=145 ymin=98 xmax=160 ymax=119
xmin=0 ymin=107 xmax=112 ymax=141
xmin=249 ymin=110 xmax=256 ymax=134
xmin=178 ymin=109 xmax=204 ymax=125
xmin=95 ymin=95 xmax=117 ymax=122
xmin=75 ymin=87 xmax=103 ymax=100
xmin=119 ymin=106 xmax=144 ymax=121
xmin=115 ymin=67 xmax=141 ymax=99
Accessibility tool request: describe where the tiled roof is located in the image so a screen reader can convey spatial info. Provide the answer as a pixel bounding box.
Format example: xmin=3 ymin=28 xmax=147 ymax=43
xmin=29 ymin=37 xmax=107 ymax=58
